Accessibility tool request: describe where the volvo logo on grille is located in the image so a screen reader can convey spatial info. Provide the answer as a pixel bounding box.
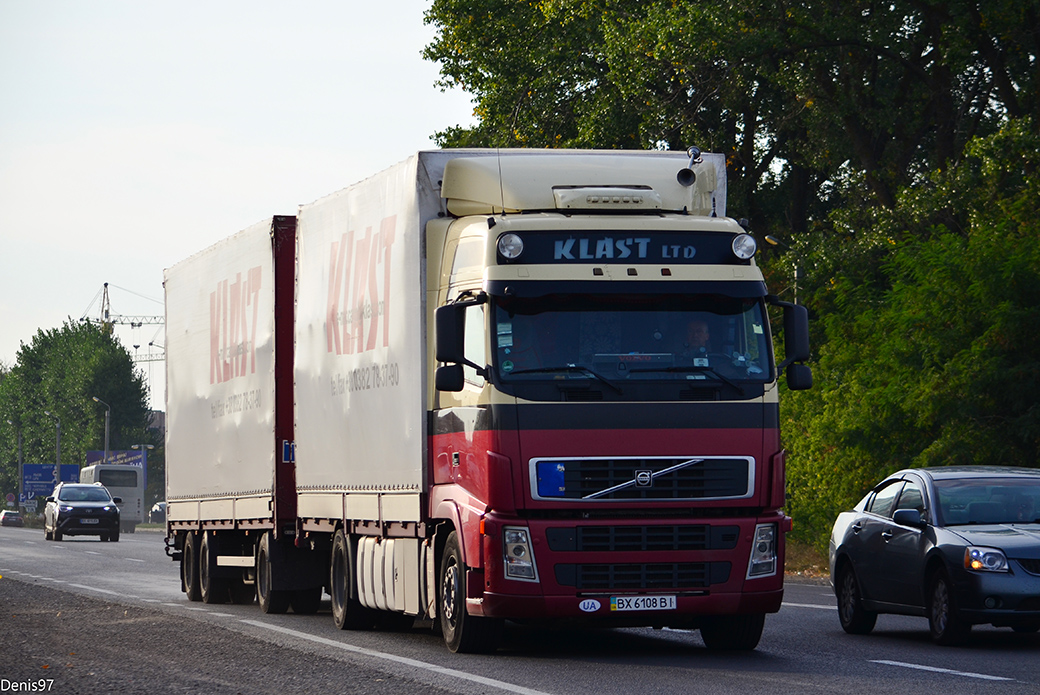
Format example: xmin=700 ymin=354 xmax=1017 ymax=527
xmin=634 ymin=470 xmax=653 ymax=487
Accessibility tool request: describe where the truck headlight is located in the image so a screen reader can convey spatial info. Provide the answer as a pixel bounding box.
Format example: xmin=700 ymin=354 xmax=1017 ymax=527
xmin=965 ymin=546 xmax=1008 ymax=572
xmin=746 ymin=523 xmax=777 ymax=578
xmin=503 ymin=526 xmax=539 ymax=581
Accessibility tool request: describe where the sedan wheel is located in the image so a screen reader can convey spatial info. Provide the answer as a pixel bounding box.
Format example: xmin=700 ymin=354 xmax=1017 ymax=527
xmin=928 ymin=570 xmax=971 ymax=645
xmin=836 ymin=565 xmax=877 ymax=635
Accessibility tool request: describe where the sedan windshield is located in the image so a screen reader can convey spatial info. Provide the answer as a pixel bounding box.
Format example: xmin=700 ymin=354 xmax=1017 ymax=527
xmin=493 ymin=293 xmax=772 ymax=384
xmin=58 ymin=487 xmax=113 ymax=503
xmin=936 ymin=478 xmax=1040 ymax=525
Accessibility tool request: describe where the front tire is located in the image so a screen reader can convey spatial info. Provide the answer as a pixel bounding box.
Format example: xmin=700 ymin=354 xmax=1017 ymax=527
xmin=836 ymin=564 xmax=877 ymax=635
xmin=439 ymin=531 xmax=503 ymax=653
xmin=330 ymin=529 xmax=374 ymax=630
xmin=929 ymin=569 xmax=971 ymax=645
xmin=700 ymin=614 xmax=765 ymax=650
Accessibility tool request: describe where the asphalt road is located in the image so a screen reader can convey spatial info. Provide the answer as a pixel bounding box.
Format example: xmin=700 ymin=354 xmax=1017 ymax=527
xmin=2 ymin=525 xmax=1038 ymax=694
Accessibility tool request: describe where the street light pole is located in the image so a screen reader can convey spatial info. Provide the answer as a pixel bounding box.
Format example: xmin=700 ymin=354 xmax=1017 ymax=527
xmin=92 ymin=396 xmax=111 ymax=463
xmin=764 ymin=235 xmax=802 ymax=305
xmin=43 ymin=410 xmax=61 ymax=489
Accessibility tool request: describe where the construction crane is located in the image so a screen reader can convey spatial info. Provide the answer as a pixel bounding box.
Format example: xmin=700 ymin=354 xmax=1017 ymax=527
xmin=81 ymin=283 xmax=165 ymax=363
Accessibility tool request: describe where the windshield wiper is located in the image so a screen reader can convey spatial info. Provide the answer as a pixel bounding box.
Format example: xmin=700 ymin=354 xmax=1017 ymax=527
xmin=507 ymin=365 xmax=623 ymax=394
xmin=629 ymin=365 xmax=745 ymax=395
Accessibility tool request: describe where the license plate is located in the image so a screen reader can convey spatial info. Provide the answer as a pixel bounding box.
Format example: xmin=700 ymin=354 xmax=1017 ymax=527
xmin=610 ymin=595 xmax=677 ymax=611
xmin=80 ymin=518 xmax=99 ymax=524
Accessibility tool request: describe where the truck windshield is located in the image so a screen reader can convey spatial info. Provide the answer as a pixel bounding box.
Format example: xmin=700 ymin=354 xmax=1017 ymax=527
xmin=493 ymin=293 xmax=772 ymax=386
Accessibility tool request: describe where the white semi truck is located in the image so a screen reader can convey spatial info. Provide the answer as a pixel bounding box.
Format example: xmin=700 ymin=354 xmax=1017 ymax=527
xmin=164 ymin=149 xmax=811 ymax=652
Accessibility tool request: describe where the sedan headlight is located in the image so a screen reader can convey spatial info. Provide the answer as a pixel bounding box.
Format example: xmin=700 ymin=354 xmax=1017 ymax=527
xmin=964 ymin=546 xmax=1009 ymax=572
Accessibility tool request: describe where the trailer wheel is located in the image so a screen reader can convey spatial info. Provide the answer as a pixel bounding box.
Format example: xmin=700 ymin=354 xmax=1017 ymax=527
xmin=439 ymin=531 xmax=503 ymax=653
xmin=257 ymin=532 xmax=290 ymax=614
xmin=182 ymin=532 xmax=201 ymax=602
xmin=330 ymin=529 xmax=374 ymax=630
xmin=699 ymin=613 xmax=765 ymax=651
xmin=200 ymin=532 xmax=228 ymax=604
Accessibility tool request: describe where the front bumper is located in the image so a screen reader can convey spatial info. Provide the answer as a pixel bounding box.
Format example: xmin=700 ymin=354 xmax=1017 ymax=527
xmin=954 ymin=562 xmax=1040 ymax=627
xmin=57 ymin=514 xmax=120 ymax=536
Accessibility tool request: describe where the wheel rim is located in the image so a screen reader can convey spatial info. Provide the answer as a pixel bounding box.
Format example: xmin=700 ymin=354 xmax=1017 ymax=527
xmin=442 ymin=559 xmax=459 ymax=627
xmin=839 ymin=571 xmax=857 ymax=624
xmin=932 ymin=579 xmax=950 ymax=633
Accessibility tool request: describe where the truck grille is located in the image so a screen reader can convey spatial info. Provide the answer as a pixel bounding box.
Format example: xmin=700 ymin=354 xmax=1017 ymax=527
xmin=533 ymin=456 xmax=752 ymax=501
xmin=545 ymin=524 xmax=739 ymax=552
xmin=555 ymin=562 xmax=731 ymax=590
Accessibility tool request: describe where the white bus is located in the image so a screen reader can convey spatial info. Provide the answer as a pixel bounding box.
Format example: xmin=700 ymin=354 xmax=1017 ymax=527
xmin=80 ymin=464 xmax=144 ymax=533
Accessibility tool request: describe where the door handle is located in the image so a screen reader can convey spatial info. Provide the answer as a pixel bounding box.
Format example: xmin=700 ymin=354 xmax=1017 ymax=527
xmin=881 ymin=530 xmax=893 ymax=541
xmin=851 ymin=522 xmax=862 ymax=534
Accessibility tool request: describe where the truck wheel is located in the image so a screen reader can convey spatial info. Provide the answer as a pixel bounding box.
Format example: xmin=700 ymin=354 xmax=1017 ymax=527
xmin=699 ymin=614 xmax=765 ymax=650
xmin=257 ymin=532 xmax=290 ymax=614
xmin=182 ymin=532 xmax=202 ymax=602
xmin=200 ymin=533 xmax=228 ymax=604
xmin=836 ymin=564 xmax=877 ymax=635
xmin=330 ymin=529 xmax=374 ymax=630
xmin=928 ymin=569 xmax=971 ymax=645
xmin=439 ymin=531 xmax=503 ymax=653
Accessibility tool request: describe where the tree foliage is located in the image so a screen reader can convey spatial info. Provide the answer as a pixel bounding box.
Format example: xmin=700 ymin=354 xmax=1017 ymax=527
xmin=0 ymin=321 xmax=151 ymax=499
xmin=784 ymin=120 xmax=1040 ymax=546
xmin=425 ymin=1 xmax=1040 ymax=548
xmin=426 ymin=0 xmax=1038 ymax=234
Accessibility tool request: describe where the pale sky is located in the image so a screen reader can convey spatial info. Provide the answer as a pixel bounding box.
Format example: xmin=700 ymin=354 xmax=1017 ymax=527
xmin=0 ymin=1 xmax=474 ymax=410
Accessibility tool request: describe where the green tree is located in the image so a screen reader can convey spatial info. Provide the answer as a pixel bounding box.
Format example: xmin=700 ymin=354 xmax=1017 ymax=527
xmin=784 ymin=120 xmax=1040 ymax=548
xmin=0 ymin=321 xmax=151 ymax=501
xmin=425 ymin=0 xmax=1039 ymax=235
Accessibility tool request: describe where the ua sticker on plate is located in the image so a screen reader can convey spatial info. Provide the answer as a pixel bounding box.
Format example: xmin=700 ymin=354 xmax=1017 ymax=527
xmin=579 ymin=599 xmax=601 ymax=613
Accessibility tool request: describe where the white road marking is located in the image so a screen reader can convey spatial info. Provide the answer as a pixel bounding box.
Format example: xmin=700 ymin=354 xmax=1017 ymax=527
xmin=871 ymin=660 xmax=1014 ymax=681
xmin=68 ymin=583 xmax=120 ymax=595
xmin=784 ymin=602 xmax=837 ymax=610
xmin=126 ymin=558 xmax=146 ymax=563
xmin=242 ymin=620 xmax=554 ymax=695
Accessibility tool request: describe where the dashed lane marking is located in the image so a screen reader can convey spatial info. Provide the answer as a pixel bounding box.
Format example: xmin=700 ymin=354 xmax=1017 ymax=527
xmin=871 ymin=660 xmax=1014 ymax=682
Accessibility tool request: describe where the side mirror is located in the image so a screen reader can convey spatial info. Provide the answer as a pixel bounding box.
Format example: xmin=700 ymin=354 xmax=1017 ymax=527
xmin=46 ymin=496 xmax=55 ymax=503
xmin=112 ymin=496 xmax=123 ymax=504
xmin=785 ymin=363 xmax=813 ymax=391
xmin=892 ymin=508 xmax=926 ymax=528
xmin=435 ymin=304 xmax=466 ymax=364
xmin=782 ymin=303 xmax=810 ymax=364
xmin=435 ymin=364 xmax=465 ymax=392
